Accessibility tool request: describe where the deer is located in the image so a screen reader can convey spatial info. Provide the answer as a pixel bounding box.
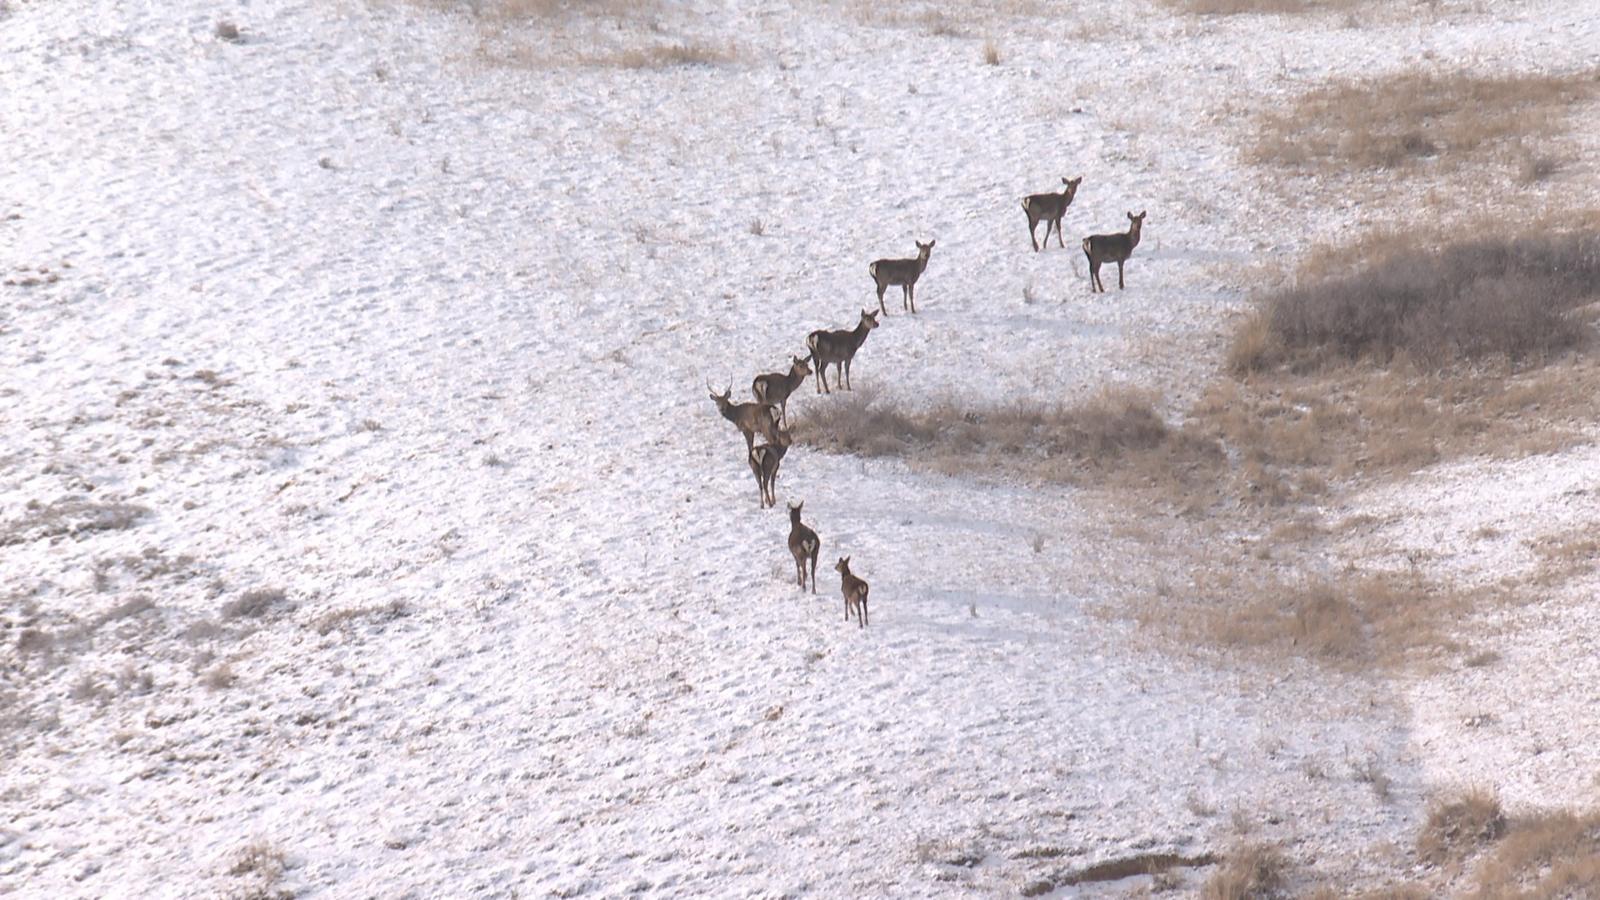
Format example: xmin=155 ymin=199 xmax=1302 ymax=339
xmin=748 ymin=427 xmax=793 ymax=509
xmin=787 ymin=501 xmax=820 ymax=593
xmin=806 ymin=309 xmax=879 ymax=394
xmin=751 ymin=356 xmax=813 ymax=428
xmin=836 ymin=556 xmax=869 ymax=628
xmin=869 ymin=239 xmax=934 ymax=315
xmin=1022 ymin=176 xmax=1083 ymax=252
xmin=709 ymin=384 xmax=781 ymax=451
xmin=1082 ymin=210 xmax=1146 ymax=293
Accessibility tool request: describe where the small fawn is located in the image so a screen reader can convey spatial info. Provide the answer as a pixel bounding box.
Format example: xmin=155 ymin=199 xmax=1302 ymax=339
xmin=806 ymin=310 xmax=879 ymax=394
xmin=752 ymin=356 xmax=813 ymax=428
xmin=787 ymin=501 xmax=820 ymax=593
xmin=1022 ymin=176 xmax=1083 ymax=252
xmin=1083 ymin=211 xmax=1146 ymax=293
xmin=869 ymin=240 xmax=934 ymax=315
xmin=836 ymin=556 xmax=869 ymax=628
xmin=710 ymin=384 xmax=781 ymax=451
xmin=748 ymin=427 xmax=793 ymax=509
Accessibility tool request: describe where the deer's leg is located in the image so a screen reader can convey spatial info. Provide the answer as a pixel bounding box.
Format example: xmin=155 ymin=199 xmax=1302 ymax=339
xmin=1054 ymin=218 xmax=1065 ymax=248
xmin=809 ymin=556 xmax=817 ymax=593
xmin=1117 ymin=260 xmax=1125 ymax=290
xmin=1029 ymin=217 xmax=1040 ymax=252
xmin=906 ymin=283 xmax=915 ymax=314
xmin=843 ymin=358 xmax=852 ymax=391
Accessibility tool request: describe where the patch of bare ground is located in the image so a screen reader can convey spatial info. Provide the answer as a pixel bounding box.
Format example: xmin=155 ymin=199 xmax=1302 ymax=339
xmin=1252 ymin=70 xmax=1600 ymax=176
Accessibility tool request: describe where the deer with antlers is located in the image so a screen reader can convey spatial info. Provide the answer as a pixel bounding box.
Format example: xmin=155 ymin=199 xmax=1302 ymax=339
xmin=805 ymin=309 xmax=879 ymax=394
xmin=787 ymin=501 xmax=820 ymax=593
xmin=836 ymin=557 xmax=869 ymax=628
xmin=752 ymin=356 xmax=813 ymax=428
xmin=709 ymin=384 xmax=781 ymax=451
xmin=1022 ymin=176 xmax=1083 ymax=252
xmin=1083 ymin=210 xmax=1146 ymax=293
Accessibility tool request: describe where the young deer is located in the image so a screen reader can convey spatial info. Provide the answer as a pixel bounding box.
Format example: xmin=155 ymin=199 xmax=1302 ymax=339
xmin=1022 ymin=176 xmax=1083 ymax=252
xmin=1083 ymin=210 xmax=1146 ymax=293
xmin=751 ymin=356 xmax=813 ymax=428
xmin=787 ymin=501 xmax=820 ymax=593
xmin=835 ymin=556 xmax=869 ymax=628
xmin=869 ymin=240 xmax=934 ymax=315
xmin=806 ymin=309 xmax=880 ymax=394
xmin=709 ymin=384 xmax=781 ymax=451
xmin=748 ymin=427 xmax=793 ymax=509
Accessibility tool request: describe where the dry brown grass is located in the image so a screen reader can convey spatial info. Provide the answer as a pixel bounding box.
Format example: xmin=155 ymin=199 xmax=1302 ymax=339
xmin=794 ymin=386 xmax=1223 ymax=494
xmin=982 ymin=39 xmax=1000 ymax=66
xmin=1418 ymin=788 xmax=1507 ymax=866
xmin=1253 ymin=70 xmax=1599 ymax=174
xmin=1528 ymin=527 xmax=1600 ymax=587
xmin=1229 ymin=232 xmax=1600 ymax=373
xmin=1470 ymin=809 xmax=1600 ymax=899
xmin=1201 ymin=843 xmax=1288 ymax=899
xmin=1164 ymin=0 xmax=1359 ymax=13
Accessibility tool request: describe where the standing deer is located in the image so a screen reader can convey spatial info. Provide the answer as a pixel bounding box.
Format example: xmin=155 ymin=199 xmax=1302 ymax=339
xmin=787 ymin=501 xmax=820 ymax=593
xmin=806 ymin=310 xmax=879 ymax=394
xmin=1083 ymin=210 xmax=1146 ymax=293
xmin=748 ymin=427 xmax=793 ymax=509
xmin=1022 ymin=176 xmax=1083 ymax=252
xmin=869 ymin=239 xmax=934 ymax=315
xmin=752 ymin=356 xmax=813 ymax=428
xmin=709 ymin=384 xmax=781 ymax=451
xmin=836 ymin=556 xmax=869 ymax=628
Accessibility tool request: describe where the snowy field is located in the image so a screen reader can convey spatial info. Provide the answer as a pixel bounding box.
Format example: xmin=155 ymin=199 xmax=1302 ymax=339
xmin=3 ymin=0 xmax=1599 ymax=895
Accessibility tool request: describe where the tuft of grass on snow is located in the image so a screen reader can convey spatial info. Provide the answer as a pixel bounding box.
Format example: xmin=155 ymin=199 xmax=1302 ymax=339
xmin=1164 ymin=0 xmax=1361 ymax=13
xmin=220 ymin=587 xmax=291 ymax=621
xmin=1252 ymin=69 xmax=1599 ymax=174
xmin=1200 ymin=843 xmax=1288 ymax=900
xmin=1228 ymin=231 xmax=1600 ymax=373
xmin=1417 ymin=787 xmax=1506 ymax=865
xmin=982 ymin=39 xmax=1000 ymax=65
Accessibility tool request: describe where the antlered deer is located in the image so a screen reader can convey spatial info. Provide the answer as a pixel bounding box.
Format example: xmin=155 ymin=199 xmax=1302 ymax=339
xmin=836 ymin=556 xmax=869 ymax=628
xmin=748 ymin=427 xmax=793 ymax=509
xmin=1022 ymin=176 xmax=1083 ymax=252
xmin=787 ymin=501 xmax=820 ymax=593
xmin=869 ymin=240 xmax=934 ymax=315
xmin=806 ymin=310 xmax=879 ymax=394
xmin=1083 ymin=210 xmax=1146 ymax=293
xmin=752 ymin=356 xmax=813 ymax=428
xmin=709 ymin=384 xmax=780 ymax=451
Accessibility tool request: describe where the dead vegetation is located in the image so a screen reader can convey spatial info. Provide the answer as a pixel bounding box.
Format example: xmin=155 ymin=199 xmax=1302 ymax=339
xmin=1419 ymin=788 xmax=1508 ymax=866
xmin=1163 ymin=0 xmax=1359 ymax=14
xmin=1230 ymin=232 xmax=1600 ymax=373
xmin=1200 ymin=843 xmax=1288 ymax=899
xmin=1252 ymin=70 xmax=1599 ymax=175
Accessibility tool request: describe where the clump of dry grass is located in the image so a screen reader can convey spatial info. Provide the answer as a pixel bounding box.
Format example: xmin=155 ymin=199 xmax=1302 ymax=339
xmin=1418 ymin=788 xmax=1506 ymax=866
xmin=1470 ymin=809 xmax=1600 ymax=898
xmin=1252 ymin=70 xmax=1599 ymax=173
xmin=1201 ymin=843 xmax=1288 ymax=899
xmin=220 ymin=587 xmax=290 ymax=621
xmin=1164 ymin=0 xmax=1358 ymax=13
xmin=589 ymin=42 xmax=734 ymax=69
xmin=795 ymin=387 xmax=1221 ymax=490
xmin=1229 ymin=232 xmax=1600 ymax=373
xmin=982 ymin=39 xmax=1000 ymax=66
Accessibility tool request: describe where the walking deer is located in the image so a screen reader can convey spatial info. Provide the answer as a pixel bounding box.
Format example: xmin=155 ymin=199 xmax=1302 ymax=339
xmin=1022 ymin=176 xmax=1083 ymax=252
xmin=748 ymin=427 xmax=793 ymax=509
xmin=787 ymin=501 xmax=820 ymax=593
xmin=836 ymin=556 xmax=869 ymax=628
xmin=869 ymin=240 xmax=934 ymax=315
xmin=1083 ymin=210 xmax=1146 ymax=293
xmin=752 ymin=356 xmax=813 ymax=428
xmin=806 ymin=310 xmax=879 ymax=394
xmin=709 ymin=384 xmax=781 ymax=451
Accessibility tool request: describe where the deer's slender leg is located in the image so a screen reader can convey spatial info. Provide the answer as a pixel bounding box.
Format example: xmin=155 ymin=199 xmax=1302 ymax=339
xmin=1054 ymin=218 xmax=1065 ymax=248
xmin=1029 ymin=217 xmax=1039 ymax=252
xmin=1117 ymin=261 xmax=1125 ymax=290
xmin=876 ymin=285 xmax=888 ymax=316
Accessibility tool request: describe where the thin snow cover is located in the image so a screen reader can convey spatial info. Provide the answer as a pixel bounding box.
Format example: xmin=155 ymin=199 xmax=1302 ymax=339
xmin=1 ymin=0 xmax=1597 ymax=895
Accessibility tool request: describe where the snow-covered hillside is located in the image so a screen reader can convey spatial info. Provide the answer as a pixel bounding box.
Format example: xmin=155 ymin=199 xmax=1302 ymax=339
xmin=3 ymin=0 xmax=1597 ymax=895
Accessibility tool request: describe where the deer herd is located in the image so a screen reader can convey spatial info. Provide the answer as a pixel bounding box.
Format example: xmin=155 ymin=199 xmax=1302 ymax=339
xmin=709 ymin=176 xmax=1146 ymax=629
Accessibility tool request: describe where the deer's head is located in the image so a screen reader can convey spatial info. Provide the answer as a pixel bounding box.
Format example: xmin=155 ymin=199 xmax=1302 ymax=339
xmin=708 ymin=382 xmax=733 ymax=410
xmin=1064 ymin=176 xmax=1083 ymax=198
xmin=788 ymin=500 xmax=804 ymax=519
xmin=791 ymin=355 xmax=814 ymax=377
xmin=835 ymin=556 xmax=851 ymax=574
xmin=860 ymin=310 xmax=881 ymax=330
xmin=916 ymin=239 xmax=935 ymax=257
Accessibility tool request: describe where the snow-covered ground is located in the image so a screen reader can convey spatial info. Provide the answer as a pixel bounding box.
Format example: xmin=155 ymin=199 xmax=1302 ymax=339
xmin=3 ymin=0 xmax=1598 ymax=895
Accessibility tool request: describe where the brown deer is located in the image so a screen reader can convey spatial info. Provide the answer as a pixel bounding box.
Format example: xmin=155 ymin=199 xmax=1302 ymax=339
xmin=869 ymin=240 xmax=934 ymax=315
xmin=1082 ymin=210 xmax=1146 ymax=293
xmin=748 ymin=427 xmax=793 ymax=509
xmin=1022 ymin=176 xmax=1083 ymax=252
xmin=787 ymin=501 xmax=820 ymax=593
xmin=806 ymin=310 xmax=879 ymax=394
xmin=751 ymin=356 xmax=813 ymax=428
xmin=709 ymin=384 xmax=780 ymax=451
xmin=835 ymin=556 xmax=869 ymax=628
